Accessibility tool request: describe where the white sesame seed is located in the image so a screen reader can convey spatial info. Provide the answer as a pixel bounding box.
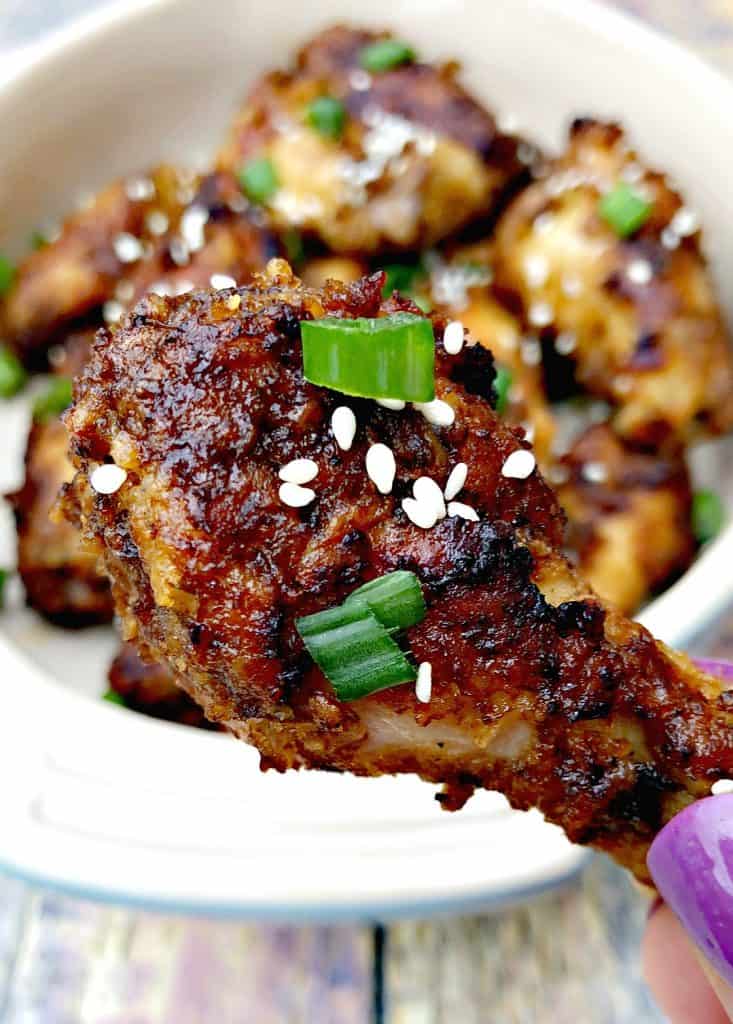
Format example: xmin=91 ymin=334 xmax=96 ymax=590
xmin=523 ymin=254 xmax=549 ymax=289
xmin=332 ymin=406 xmax=357 ymax=451
xmin=180 ymin=204 xmax=209 ymax=252
xmin=226 ymin=294 xmax=242 ymax=311
xmin=443 ymin=320 xmax=465 ymax=355
xmin=712 ymin=779 xmax=733 ymax=795
xmin=415 ymin=662 xmax=432 ymax=703
xmin=113 ymin=232 xmax=144 ymax=264
xmin=501 ymin=449 xmax=536 ymax=479
xmin=102 ymin=300 xmax=124 ymax=325
xmin=149 ymin=280 xmax=172 ymax=297
xmin=520 ymin=337 xmax=542 ymax=366
xmin=528 ymin=301 xmax=554 ymax=328
xmin=444 ymin=462 xmax=468 ymax=501
xmin=670 ymin=207 xmax=699 ymax=238
xmin=349 ymin=69 xmax=372 ymax=91
xmin=621 ymin=161 xmax=644 ymax=184
xmin=561 ymin=274 xmax=583 ymax=298
xmin=169 ymin=237 xmax=190 ymax=266
xmin=124 ymin=176 xmax=155 ymax=201
xmin=626 ymin=259 xmax=653 ymax=286
xmin=661 ymin=227 xmax=681 ymax=250
xmin=279 ymin=482 xmax=316 ymax=508
xmin=90 ymin=464 xmax=127 ymax=495
xmin=521 ymin=421 xmax=536 ymax=444
xmin=402 ymin=497 xmax=438 ymax=530
xmin=145 ymin=209 xmax=169 ymax=236
xmin=376 ymin=398 xmax=406 ymax=410
xmin=115 ymin=280 xmax=135 ymax=303
xmin=555 ymin=331 xmax=577 ymax=356
xmin=447 ymin=500 xmax=479 ymax=522
xmin=581 ymin=461 xmax=608 ymax=484
xmin=414 ymin=399 xmax=455 ymax=428
xmin=278 ymin=458 xmax=318 ymax=485
xmin=413 ymin=477 xmax=446 ymax=520
xmin=210 ymin=273 xmax=237 ymax=290
xmin=366 ymin=443 xmax=396 ymax=495
xmin=533 ymin=212 xmax=555 ymax=234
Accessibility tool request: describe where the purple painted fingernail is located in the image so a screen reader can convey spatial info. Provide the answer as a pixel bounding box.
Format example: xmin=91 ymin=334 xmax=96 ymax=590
xmin=648 ymin=793 xmax=733 ymax=989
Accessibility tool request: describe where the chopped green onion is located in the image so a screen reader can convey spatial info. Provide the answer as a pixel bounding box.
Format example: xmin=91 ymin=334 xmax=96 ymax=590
xmin=0 ymin=346 xmax=27 ymax=398
xmin=345 ymin=570 xmax=426 ymax=631
xmin=692 ymin=489 xmax=725 ymax=544
xmin=307 ymin=95 xmax=346 ymax=140
xmin=30 ymin=230 xmax=48 ymax=250
xmin=33 ymin=377 xmax=73 ymax=421
xmin=360 ymin=39 xmax=416 ymax=73
xmin=0 ymin=568 xmax=9 ymax=608
xmin=284 ymin=229 xmax=305 ymax=267
xmin=0 ymin=255 xmax=15 ymax=296
xmin=493 ymin=366 xmax=513 ymax=416
xmin=237 ymin=158 xmax=279 ymax=205
xmin=301 ymin=312 xmax=435 ymax=402
xmin=382 ymin=263 xmax=423 ymax=297
xmin=103 ymin=689 xmax=127 ymax=706
xmin=296 ymin=599 xmax=416 ymax=701
xmin=599 ymin=183 xmax=653 ymax=238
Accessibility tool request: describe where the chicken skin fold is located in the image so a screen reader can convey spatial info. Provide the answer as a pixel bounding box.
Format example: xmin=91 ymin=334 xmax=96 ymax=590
xmin=64 ymin=260 xmax=733 ymax=884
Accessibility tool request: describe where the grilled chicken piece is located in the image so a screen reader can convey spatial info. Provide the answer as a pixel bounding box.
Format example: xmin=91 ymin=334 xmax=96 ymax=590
xmin=108 ymin=643 xmax=217 ymax=729
xmin=217 ymin=25 xmax=529 ymax=253
xmin=64 ymin=260 xmax=733 ymax=884
xmin=5 ymin=171 xmax=277 ymax=624
xmin=7 ymin=330 xmax=113 ymax=626
xmin=555 ymin=425 xmax=695 ymax=614
xmin=493 ymin=119 xmax=733 ymax=448
xmin=2 ymin=166 xmax=278 ymax=367
xmin=423 ymin=240 xmax=556 ymax=465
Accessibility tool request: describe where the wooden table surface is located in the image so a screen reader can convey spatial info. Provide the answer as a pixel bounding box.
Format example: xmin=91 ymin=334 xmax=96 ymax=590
xmin=1 ymin=2 xmax=732 ymax=1022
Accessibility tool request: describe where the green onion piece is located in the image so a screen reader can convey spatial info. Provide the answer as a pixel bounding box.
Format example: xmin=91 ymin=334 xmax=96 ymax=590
xmin=493 ymin=366 xmax=513 ymax=416
xmin=30 ymin=230 xmax=48 ymax=250
xmin=692 ymin=489 xmax=725 ymax=544
xmin=382 ymin=262 xmax=422 ymax=297
xmin=0 ymin=346 xmax=27 ymax=398
xmin=307 ymin=95 xmax=346 ymax=140
xmin=360 ymin=39 xmax=416 ymax=73
xmin=296 ymin=599 xmax=416 ymax=701
xmin=0 ymin=568 xmax=9 ymax=609
xmin=284 ymin=229 xmax=305 ymax=267
xmin=598 ymin=183 xmax=653 ymax=238
xmin=237 ymin=158 xmax=279 ymax=205
xmin=33 ymin=377 xmax=73 ymax=421
xmin=345 ymin=570 xmax=426 ymax=631
xmin=301 ymin=312 xmax=435 ymax=402
xmin=103 ymin=689 xmax=127 ymax=706
xmin=0 ymin=255 xmax=15 ymax=296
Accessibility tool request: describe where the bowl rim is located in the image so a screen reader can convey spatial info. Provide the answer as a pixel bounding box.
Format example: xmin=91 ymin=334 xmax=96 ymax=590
xmin=0 ymin=0 xmax=731 ymax=918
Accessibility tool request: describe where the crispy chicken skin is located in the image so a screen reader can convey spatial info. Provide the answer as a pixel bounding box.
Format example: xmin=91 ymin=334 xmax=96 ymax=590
xmin=64 ymin=261 xmax=733 ymax=884
xmin=7 ymin=330 xmax=113 ymax=626
xmin=556 ymin=425 xmax=695 ymax=614
xmin=217 ymin=26 xmax=527 ymax=253
xmin=494 ymin=119 xmax=733 ymax=448
xmin=2 ymin=166 xmax=278 ymax=367
xmin=108 ymin=643 xmax=216 ymax=729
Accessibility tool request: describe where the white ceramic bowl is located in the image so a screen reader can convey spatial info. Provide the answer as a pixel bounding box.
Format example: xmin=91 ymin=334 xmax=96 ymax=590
xmin=1 ymin=0 xmax=732 ymax=920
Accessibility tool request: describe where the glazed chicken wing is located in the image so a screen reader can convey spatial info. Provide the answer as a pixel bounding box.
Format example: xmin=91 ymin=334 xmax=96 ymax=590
xmin=555 ymin=424 xmax=695 ymax=614
xmin=217 ymin=26 xmax=529 ymax=253
xmin=64 ymin=261 xmax=733 ymax=884
xmin=108 ymin=643 xmax=216 ymax=729
xmin=2 ymin=166 xmax=278 ymax=367
xmin=493 ymin=119 xmax=733 ymax=448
